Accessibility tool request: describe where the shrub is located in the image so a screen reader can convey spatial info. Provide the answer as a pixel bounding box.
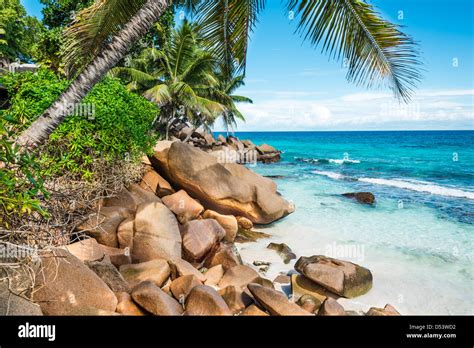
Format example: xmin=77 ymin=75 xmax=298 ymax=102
xmin=1 ymin=69 xmax=159 ymax=179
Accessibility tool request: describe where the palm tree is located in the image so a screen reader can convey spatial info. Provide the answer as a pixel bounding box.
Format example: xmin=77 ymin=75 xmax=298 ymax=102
xmin=17 ymin=0 xmax=422 ymax=148
xmin=112 ymin=21 xmax=225 ymax=140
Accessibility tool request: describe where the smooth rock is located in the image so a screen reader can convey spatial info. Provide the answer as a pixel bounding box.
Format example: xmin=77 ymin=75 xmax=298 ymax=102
xmin=218 ymin=265 xmax=260 ymax=290
xmin=161 ymin=190 xmax=204 ymax=224
xmin=318 ymin=298 xmax=346 ymax=316
xmin=294 ymin=255 xmax=373 ymax=298
xmin=63 ymin=238 xmax=105 ymax=262
xmin=236 ymin=216 xmax=253 ymax=230
xmin=33 ymin=249 xmax=118 ymax=315
xmin=132 ymin=281 xmax=183 ymax=316
xmin=99 ymin=244 xmax=132 ymax=267
xmin=297 ymin=294 xmax=322 ymax=314
xmin=247 ymin=283 xmax=311 ymax=316
xmin=291 ymin=274 xmax=329 ymax=303
xmin=184 ymin=285 xmax=232 ymax=316
xmin=0 ymin=279 xmax=42 ymax=316
xmin=116 ymin=217 xmax=134 ymax=250
xmin=256 ymin=143 xmax=278 ymax=154
xmin=203 ymin=265 xmax=224 ymax=286
xmin=219 ymin=285 xmax=253 ymax=314
xmin=180 ymin=219 xmax=225 ymax=263
xmin=133 ymin=202 xmax=182 ymax=262
xmin=202 ymin=210 xmax=238 ymax=242
xmin=115 ymin=292 xmax=147 ymax=316
xmin=204 ymin=243 xmax=242 ymax=271
xmin=168 ymin=259 xmax=206 ymax=282
xmin=240 ymin=304 xmax=269 ymax=316
xmin=151 ymin=141 xmax=294 ymax=224
xmin=170 ymin=275 xmax=202 ymax=302
xmin=120 ymin=260 xmax=170 ymax=288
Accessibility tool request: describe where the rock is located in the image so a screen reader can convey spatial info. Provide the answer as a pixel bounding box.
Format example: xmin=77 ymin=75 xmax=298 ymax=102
xmin=217 ymin=135 xmax=226 ymax=143
xmin=133 ymin=202 xmax=182 ymax=262
xmin=253 ymin=261 xmax=271 ymax=267
xmin=219 ymin=285 xmax=253 ymax=314
xmin=294 ymin=255 xmax=373 ymax=298
xmin=256 ymin=143 xmax=278 ymax=154
xmin=168 ymin=259 xmax=206 ymax=283
xmin=170 ymin=275 xmax=202 ymax=301
xmin=184 ymin=285 xmax=232 ymax=316
xmin=204 ymin=243 xmax=242 ymax=271
xmin=203 ymin=265 xmax=224 ymax=286
xmin=78 ymin=206 xmax=130 ymax=247
xmin=115 ymin=292 xmax=148 ymax=316
xmin=366 ymin=304 xmax=401 ymax=316
xmin=33 ymin=249 xmax=118 ymax=315
xmin=63 ymin=238 xmax=105 ymax=262
xmin=140 ymin=170 xmax=175 ymax=198
xmin=240 ymin=304 xmax=268 ymax=316
xmin=0 ymin=279 xmax=42 ymax=315
xmin=291 ymin=274 xmax=329 ymax=303
xmin=297 ymin=294 xmax=322 ymax=314
xmin=235 ymin=229 xmax=271 ymax=243
xmin=241 ymin=140 xmax=256 ymax=149
xmin=273 ymin=274 xmax=291 ymax=284
xmin=258 ymin=152 xmax=281 ymax=164
xmin=318 ymin=298 xmax=345 ymax=316
xmin=267 ymin=243 xmax=296 ymax=264
xmin=99 ymin=244 xmax=132 ymax=267
xmin=253 ymin=277 xmax=275 ymax=289
xmin=115 ymin=296 xmax=144 ymax=317
xmin=247 ymin=283 xmax=311 ymax=316
xmin=236 ymin=216 xmax=253 ymax=230
xmin=227 ymin=135 xmax=244 ymax=151
xmin=85 ymin=255 xmax=131 ymax=294
xmin=202 ymin=210 xmax=238 ymax=242
xmin=116 ymin=217 xmax=134 ymax=250
xmin=162 ymin=190 xmax=204 ymax=224
xmin=120 ymin=260 xmax=170 ymax=288
xmin=151 ymin=141 xmax=294 ymax=224
xmin=342 ymin=192 xmax=375 ymax=205
xmin=131 ymin=281 xmax=183 ymax=316
xmin=218 ymin=265 xmax=260 ymax=290
xmin=180 ymin=219 xmax=225 ymax=263
xmin=103 ymin=187 xmax=138 ymax=211
xmin=128 ymin=183 xmax=162 ymax=205
xmin=204 ymin=133 xmax=216 ymax=146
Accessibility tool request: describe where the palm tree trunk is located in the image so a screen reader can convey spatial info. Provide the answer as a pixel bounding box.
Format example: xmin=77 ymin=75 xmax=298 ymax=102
xmin=16 ymin=0 xmax=170 ymax=148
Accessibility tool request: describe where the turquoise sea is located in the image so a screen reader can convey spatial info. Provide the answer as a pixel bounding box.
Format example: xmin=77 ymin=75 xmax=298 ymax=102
xmin=218 ymin=131 xmax=474 ymax=315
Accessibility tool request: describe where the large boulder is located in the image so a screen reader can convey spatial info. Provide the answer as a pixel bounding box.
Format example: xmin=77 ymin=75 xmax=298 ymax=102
xmin=204 ymin=242 xmax=242 ymax=271
xmin=218 ymin=265 xmax=260 ymax=290
xmin=202 ymin=210 xmax=238 ymax=242
xmin=0 ymin=279 xmax=42 ymax=316
xmin=219 ymin=285 xmax=253 ymax=314
xmin=184 ymin=285 xmax=232 ymax=316
xmin=203 ymin=265 xmax=224 ymax=287
xmin=131 ymin=281 xmax=183 ymax=316
xmin=256 ymin=144 xmax=278 ymax=154
xmin=162 ymin=190 xmax=204 ymax=224
xmin=33 ymin=249 xmax=118 ymax=315
xmin=170 ymin=275 xmax=202 ymax=301
xmin=62 ymin=238 xmax=105 ymax=262
xmin=180 ymin=219 xmax=225 ymax=263
xmin=294 ymin=255 xmax=373 ymax=298
xmin=318 ymin=298 xmax=345 ymax=316
xmin=133 ymin=202 xmax=182 ymax=262
xmin=247 ymin=283 xmax=311 ymax=316
xmin=151 ymin=141 xmax=294 ymax=224
xmin=85 ymin=255 xmax=131 ymax=294
xmin=168 ymin=259 xmax=206 ymax=282
xmin=115 ymin=292 xmax=148 ymax=316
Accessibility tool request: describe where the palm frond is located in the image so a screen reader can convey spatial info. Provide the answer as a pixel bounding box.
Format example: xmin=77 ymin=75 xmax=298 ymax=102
xmin=287 ymin=0 xmax=422 ymax=101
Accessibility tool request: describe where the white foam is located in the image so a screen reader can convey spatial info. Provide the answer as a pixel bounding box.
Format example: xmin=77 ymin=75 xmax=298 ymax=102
xmin=359 ymin=177 xmax=474 ymax=200
xmin=313 ymin=170 xmax=345 ymax=180
xmin=329 ymin=158 xmax=361 ymax=164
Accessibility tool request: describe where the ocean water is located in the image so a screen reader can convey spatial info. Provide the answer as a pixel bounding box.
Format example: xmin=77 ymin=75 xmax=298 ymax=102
xmin=217 ymin=131 xmax=474 ymax=315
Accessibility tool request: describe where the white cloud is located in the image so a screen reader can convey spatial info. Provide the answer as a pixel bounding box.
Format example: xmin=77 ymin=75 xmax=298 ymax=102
xmin=227 ymin=89 xmax=474 ymax=131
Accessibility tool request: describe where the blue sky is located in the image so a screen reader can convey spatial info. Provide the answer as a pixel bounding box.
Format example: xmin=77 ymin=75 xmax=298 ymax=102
xmin=22 ymin=0 xmax=474 ymax=130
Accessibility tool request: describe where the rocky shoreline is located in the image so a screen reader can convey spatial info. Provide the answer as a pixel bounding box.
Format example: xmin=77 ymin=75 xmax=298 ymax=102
xmin=0 ymin=134 xmax=400 ymax=316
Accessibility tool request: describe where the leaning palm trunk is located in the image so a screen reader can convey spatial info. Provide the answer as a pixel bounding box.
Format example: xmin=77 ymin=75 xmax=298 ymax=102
xmin=16 ymin=0 xmax=169 ymax=148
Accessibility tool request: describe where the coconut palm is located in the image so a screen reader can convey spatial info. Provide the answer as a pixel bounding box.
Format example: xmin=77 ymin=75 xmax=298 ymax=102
xmin=17 ymin=0 xmax=422 ymax=147
xmin=112 ymin=21 xmax=225 ymax=139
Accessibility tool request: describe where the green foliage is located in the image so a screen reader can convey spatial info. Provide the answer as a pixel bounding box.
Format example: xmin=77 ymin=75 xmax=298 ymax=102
xmin=40 ymin=0 xmax=94 ymax=28
xmin=0 ymin=115 xmax=48 ymax=227
xmin=0 ymin=0 xmax=42 ymax=61
xmin=1 ymin=69 xmax=159 ymax=179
